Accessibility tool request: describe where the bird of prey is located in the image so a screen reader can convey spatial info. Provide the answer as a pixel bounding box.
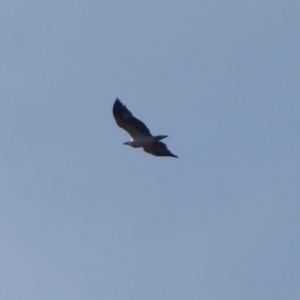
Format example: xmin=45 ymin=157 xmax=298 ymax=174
xmin=113 ymin=98 xmax=178 ymax=158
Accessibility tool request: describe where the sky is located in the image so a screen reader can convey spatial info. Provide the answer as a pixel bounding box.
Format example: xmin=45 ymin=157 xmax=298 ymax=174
xmin=0 ymin=1 xmax=300 ymax=299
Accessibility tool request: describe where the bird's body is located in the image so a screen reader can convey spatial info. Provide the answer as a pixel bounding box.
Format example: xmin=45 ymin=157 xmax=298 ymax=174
xmin=113 ymin=98 xmax=178 ymax=158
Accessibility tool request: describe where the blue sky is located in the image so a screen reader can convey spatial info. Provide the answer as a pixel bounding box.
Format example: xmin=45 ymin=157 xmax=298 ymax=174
xmin=0 ymin=1 xmax=299 ymax=299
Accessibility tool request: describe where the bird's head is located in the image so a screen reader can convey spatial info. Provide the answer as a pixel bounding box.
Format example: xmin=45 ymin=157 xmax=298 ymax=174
xmin=123 ymin=141 xmax=135 ymax=148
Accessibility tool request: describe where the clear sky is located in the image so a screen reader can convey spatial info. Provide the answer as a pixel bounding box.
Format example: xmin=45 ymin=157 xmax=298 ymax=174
xmin=0 ymin=1 xmax=299 ymax=299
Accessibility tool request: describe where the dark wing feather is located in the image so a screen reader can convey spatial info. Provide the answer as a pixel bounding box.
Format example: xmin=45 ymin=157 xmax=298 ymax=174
xmin=143 ymin=141 xmax=178 ymax=158
xmin=113 ymin=98 xmax=151 ymax=139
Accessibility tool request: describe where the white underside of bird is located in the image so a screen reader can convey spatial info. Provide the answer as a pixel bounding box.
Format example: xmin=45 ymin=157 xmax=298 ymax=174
xmin=124 ymin=135 xmax=168 ymax=148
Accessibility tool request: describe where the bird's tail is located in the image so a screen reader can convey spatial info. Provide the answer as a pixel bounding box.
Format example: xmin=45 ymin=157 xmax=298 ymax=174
xmin=154 ymin=135 xmax=168 ymax=141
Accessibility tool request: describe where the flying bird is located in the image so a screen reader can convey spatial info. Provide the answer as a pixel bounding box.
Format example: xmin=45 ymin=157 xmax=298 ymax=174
xmin=113 ymin=98 xmax=178 ymax=158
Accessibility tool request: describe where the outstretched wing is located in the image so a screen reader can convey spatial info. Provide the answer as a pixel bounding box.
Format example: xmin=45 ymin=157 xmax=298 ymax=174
xmin=143 ymin=141 xmax=178 ymax=158
xmin=113 ymin=98 xmax=152 ymax=140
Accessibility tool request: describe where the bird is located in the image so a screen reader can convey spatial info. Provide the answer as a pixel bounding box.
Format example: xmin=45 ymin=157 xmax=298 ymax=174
xmin=113 ymin=98 xmax=178 ymax=158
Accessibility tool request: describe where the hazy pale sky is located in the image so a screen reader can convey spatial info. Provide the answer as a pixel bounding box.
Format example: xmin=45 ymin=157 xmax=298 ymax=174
xmin=0 ymin=1 xmax=299 ymax=299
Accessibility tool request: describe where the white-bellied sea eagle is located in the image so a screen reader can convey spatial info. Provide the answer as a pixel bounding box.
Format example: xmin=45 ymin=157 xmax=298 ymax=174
xmin=113 ymin=98 xmax=178 ymax=158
